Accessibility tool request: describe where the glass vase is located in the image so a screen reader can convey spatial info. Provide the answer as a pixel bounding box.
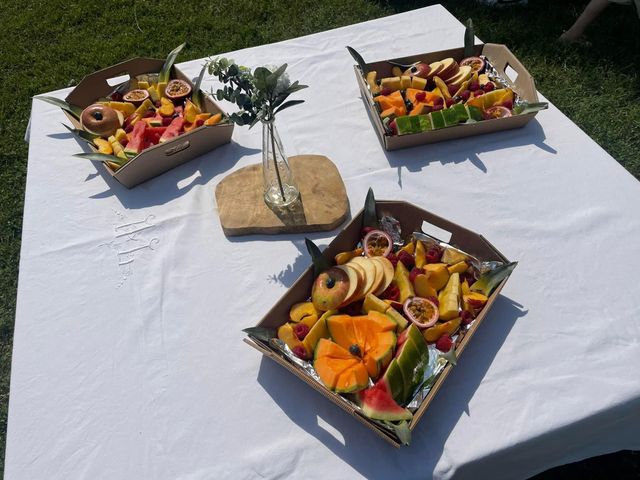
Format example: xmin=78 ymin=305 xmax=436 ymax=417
xmin=262 ymin=119 xmax=300 ymax=208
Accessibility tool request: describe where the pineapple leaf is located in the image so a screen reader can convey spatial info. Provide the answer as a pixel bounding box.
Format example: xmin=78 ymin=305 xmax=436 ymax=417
xmin=61 ymin=123 xmax=99 ymax=144
xmin=242 ymin=327 xmax=277 ymax=342
xmin=305 ymin=238 xmax=331 ymax=278
xmin=464 ymin=18 xmax=475 ymax=59
xmin=192 ymin=63 xmax=207 ymax=110
xmin=36 ymin=95 xmax=83 ymax=120
xmin=362 ymin=187 xmax=378 ymax=229
xmin=73 ymin=152 xmax=127 ymax=166
xmin=159 ymin=43 xmax=186 ymax=83
xmin=471 ymin=261 xmax=518 ymax=296
xmin=346 ymin=46 xmax=368 ymax=74
xmin=513 ymin=102 xmax=549 ymax=115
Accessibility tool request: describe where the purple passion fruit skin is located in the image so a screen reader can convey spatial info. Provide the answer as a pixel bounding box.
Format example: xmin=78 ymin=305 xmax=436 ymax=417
xmin=122 ymin=89 xmax=150 ymax=105
xmin=363 ymin=230 xmax=393 ymax=258
xmin=403 ymin=297 xmax=439 ymax=329
xmin=483 ymin=106 xmax=512 ymax=120
xmin=164 ymin=79 xmax=192 ymax=101
xmin=460 ymin=56 xmax=486 ymax=74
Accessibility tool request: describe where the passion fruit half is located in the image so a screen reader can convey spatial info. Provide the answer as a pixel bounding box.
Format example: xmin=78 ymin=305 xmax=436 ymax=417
xmin=403 ymin=297 xmax=439 ymax=329
xmin=483 ymin=106 xmax=512 ymax=120
xmin=123 ymin=89 xmax=150 ymax=106
xmin=80 ymin=104 xmax=121 ymax=138
xmin=164 ymin=79 xmax=192 ymax=101
xmin=460 ymin=56 xmax=486 ymax=73
xmin=363 ymin=229 xmax=393 ymax=258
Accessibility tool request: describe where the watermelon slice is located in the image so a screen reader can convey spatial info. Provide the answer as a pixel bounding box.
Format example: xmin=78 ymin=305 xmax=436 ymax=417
xmin=145 ymin=126 xmax=167 ymax=145
xmin=358 ymin=377 xmax=412 ymax=421
xmin=124 ymin=121 xmax=146 ymax=155
xmin=159 ymin=117 xmax=184 ymax=143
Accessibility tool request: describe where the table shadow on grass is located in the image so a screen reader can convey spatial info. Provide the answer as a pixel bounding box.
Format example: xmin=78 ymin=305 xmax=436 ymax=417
xmin=256 ymin=295 xmax=527 ymax=479
xmin=55 ymin=132 xmax=261 ymax=208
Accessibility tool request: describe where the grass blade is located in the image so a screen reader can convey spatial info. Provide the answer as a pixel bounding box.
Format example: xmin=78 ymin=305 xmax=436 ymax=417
xmin=36 ymin=95 xmax=83 ymax=120
xmin=159 ymin=43 xmax=186 ymax=83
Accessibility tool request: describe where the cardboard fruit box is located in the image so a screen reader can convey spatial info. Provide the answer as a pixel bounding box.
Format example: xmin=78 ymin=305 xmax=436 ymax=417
xmin=244 ymin=200 xmax=512 ymax=447
xmin=354 ymin=43 xmax=539 ymax=150
xmin=65 ymin=57 xmax=233 ymax=188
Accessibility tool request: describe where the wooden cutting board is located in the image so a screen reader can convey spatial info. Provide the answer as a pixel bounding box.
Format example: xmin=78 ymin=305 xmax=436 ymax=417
xmin=215 ymin=155 xmax=349 ymax=236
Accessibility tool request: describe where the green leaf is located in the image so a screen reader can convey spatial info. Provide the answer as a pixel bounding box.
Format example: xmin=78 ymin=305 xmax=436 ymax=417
xmin=464 ymin=19 xmax=475 ymax=59
xmin=36 ymin=95 xmax=83 ymax=120
xmin=253 ymin=67 xmax=271 ymax=91
xmin=305 ymin=238 xmax=331 ymax=278
xmin=362 ymin=187 xmax=378 ymax=229
xmin=385 ymin=420 xmax=412 ymax=446
xmin=471 ymin=261 xmax=518 ymax=296
xmin=513 ymin=102 xmax=549 ymax=115
xmin=346 ymin=46 xmax=368 ymax=74
xmin=266 ymin=64 xmax=287 ymax=92
xmin=286 ymin=82 xmax=308 ymax=94
xmin=242 ymin=327 xmax=276 ymax=342
xmin=274 ymin=99 xmax=304 ymax=115
xmin=74 ymin=152 xmax=127 ymax=166
xmin=159 ymin=43 xmax=186 ymax=83
xmin=191 ymin=63 xmax=207 ymax=110
xmin=61 ymin=123 xmax=99 ymax=144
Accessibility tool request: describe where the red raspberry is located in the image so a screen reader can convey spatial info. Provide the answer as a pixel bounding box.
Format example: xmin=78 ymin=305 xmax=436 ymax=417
xmin=483 ymin=82 xmax=495 ymax=92
xmin=143 ymin=110 xmax=155 ymax=118
xmin=361 ymin=226 xmax=376 ymax=237
xmin=162 ymin=117 xmax=173 ymax=126
xmin=196 ymin=119 xmax=205 ymax=127
xmin=448 ymin=84 xmax=458 ymax=96
xmin=120 ymin=139 xmax=128 ymax=147
xmin=409 ymin=267 xmax=424 ymax=283
xmin=501 ymin=100 xmax=513 ymax=110
xmin=459 ymin=90 xmax=471 ymax=101
xmin=293 ymin=323 xmax=310 ymax=341
xmin=380 ymin=284 xmax=400 ymax=302
xmin=397 ymin=250 xmax=415 ymax=269
xmin=432 ymin=104 xmax=444 ymax=112
xmin=426 ymin=248 xmax=441 ymax=263
xmin=388 ymin=300 xmax=403 ymax=312
xmin=124 ymin=124 xmax=134 ymax=134
xmin=110 ymin=92 xmax=123 ymax=101
xmin=461 ymin=310 xmax=475 ymax=326
xmin=415 ymin=91 xmax=426 ymax=102
xmin=445 ymin=98 xmax=454 ymax=107
xmin=474 ymin=90 xmax=485 ymax=97
xmin=342 ymin=300 xmax=364 ymax=316
xmin=292 ymin=345 xmax=309 ymax=360
xmin=469 ymin=81 xmax=480 ymax=92
xmin=386 ymin=252 xmax=399 ymax=268
xmin=389 ymin=119 xmax=398 ymax=135
xmin=433 ymin=96 xmax=444 ymax=106
xmin=380 ymin=87 xmax=392 ymax=96
xmin=436 ymin=334 xmax=453 ymax=352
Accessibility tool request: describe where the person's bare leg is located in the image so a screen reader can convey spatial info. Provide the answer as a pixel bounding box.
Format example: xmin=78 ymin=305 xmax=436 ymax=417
xmin=560 ymin=0 xmax=610 ymax=42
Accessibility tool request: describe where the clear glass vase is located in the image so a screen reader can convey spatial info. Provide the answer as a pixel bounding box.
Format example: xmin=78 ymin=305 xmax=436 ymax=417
xmin=262 ymin=119 xmax=300 ymax=208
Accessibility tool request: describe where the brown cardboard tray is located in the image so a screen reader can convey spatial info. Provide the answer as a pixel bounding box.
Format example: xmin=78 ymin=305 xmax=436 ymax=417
xmin=245 ymin=200 xmax=512 ymax=447
xmin=65 ymin=57 xmax=234 ymax=188
xmin=354 ymin=43 xmax=539 ymax=150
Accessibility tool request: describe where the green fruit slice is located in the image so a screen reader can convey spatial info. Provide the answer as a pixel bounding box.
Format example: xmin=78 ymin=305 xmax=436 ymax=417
xmin=383 ymin=358 xmax=405 ymax=404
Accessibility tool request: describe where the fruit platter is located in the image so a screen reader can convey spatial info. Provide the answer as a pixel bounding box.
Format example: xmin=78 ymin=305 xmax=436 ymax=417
xmin=349 ymin=23 xmax=547 ymax=150
xmin=244 ymin=190 xmax=517 ymax=446
xmin=38 ymin=45 xmax=233 ymax=188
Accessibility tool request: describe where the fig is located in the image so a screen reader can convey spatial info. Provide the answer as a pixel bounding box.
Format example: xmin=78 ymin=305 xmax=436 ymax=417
xmin=122 ymin=89 xmax=150 ymax=105
xmin=460 ymin=56 xmax=486 ymax=73
xmin=80 ymin=104 xmax=121 ymax=138
xmin=164 ymin=79 xmax=192 ymax=101
xmin=403 ymin=297 xmax=439 ymax=329
xmin=403 ymin=62 xmax=431 ymax=79
xmin=363 ymin=230 xmax=393 ymax=258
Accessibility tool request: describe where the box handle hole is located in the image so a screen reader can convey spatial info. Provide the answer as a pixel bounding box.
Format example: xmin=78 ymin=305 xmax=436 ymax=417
xmin=504 ymin=63 xmax=519 ymax=85
xmin=421 ymin=221 xmax=452 ymax=243
xmin=106 ymin=72 xmax=131 ymax=87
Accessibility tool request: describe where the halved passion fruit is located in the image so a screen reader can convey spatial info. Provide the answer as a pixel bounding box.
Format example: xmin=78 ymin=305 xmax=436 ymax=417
xmin=363 ymin=229 xmax=393 ymax=258
xmin=123 ymin=89 xmax=150 ymax=105
xmin=483 ymin=106 xmax=512 ymax=120
xmin=403 ymin=297 xmax=439 ymax=329
xmin=164 ymin=79 xmax=192 ymax=101
xmin=460 ymin=56 xmax=486 ymax=73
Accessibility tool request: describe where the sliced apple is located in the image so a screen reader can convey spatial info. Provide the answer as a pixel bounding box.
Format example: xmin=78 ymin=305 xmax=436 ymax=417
xmin=335 ymin=265 xmax=360 ymax=307
xmin=344 ymin=263 xmax=366 ymax=304
xmin=446 ymin=66 xmax=473 ymax=87
xmin=427 ymin=61 xmax=444 ymax=78
xmin=370 ymin=256 xmax=394 ymax=295
xmin=368 ymin=258 xmax=385 ymax=296
xmin=438 ymin=58 xmax=459 ymax=82
xmin=349 ymin=257 xmax=377 ymax=298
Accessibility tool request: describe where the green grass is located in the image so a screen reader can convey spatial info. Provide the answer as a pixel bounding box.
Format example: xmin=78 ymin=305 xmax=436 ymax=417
xmin=1 ymin=0 xmax=638 ymax=477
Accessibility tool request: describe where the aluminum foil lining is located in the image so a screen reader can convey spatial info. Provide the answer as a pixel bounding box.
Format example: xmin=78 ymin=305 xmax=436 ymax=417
xmin=480 ymin=55 xmax=525 ymax=107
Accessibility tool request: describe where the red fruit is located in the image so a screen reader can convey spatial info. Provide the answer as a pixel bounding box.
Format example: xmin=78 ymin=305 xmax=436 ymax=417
xmin=461 ymin=310 xmax=475 ymax=326
xmin=110 ymin=91 xmax=123 ymax=101
xmin=397 ymin=250 xmax=415 ymax=269
xmin=459 ymin=90 xmax=471 ymax=101
xmin=162 ymin=116 xmax=173 ymax=126
xmin=501 ymin=100 xmax=513 ymax=110
xmin=386 ymin=252 xmax=399 ymax=268
xmin=436 ymin=334 xmax=454 ymax=352
xmin=143 ymin=109 xmax=155 ymax=118
xmin=445 ymin=98 xmax=454 ymax=107
xmin=483 ymin=82 xmax=495 ymax=92
xmin=448 ymin=84 xmax=458 ymax=96
xmin=293 ymin=323 xmax=310 ymax=341
xmin=124 ymin=124 xmax=134 ymax=134
xmin=469 ymin=81 xmax=480 ymax=92
xmin=380 ymin=284 xmax=400 ymax=302
xmin=433 ymin=96 xmax=444 ymax=106
xmin=364 ymin=229 xmax=393 ymax=258
xmin=427 ymin=296 xmax=439 ymax=307
xmin=388 ymin=300 xmax=404 ymax=312
xmin=120 ymin=139 xmax=128 ymax=147
xmin=432 ymin=105 xmax=444 ymax=112
xmin=380 ymin=87 xmax=393 ymax=96
xmin=483 ymin=106 xmax=512 ymax=120
xmin=292 ymin=345 xmax=309 ymax=360
xmin=474 ymin=90 xmax=485 ymax=97
xmin=342 ymin=300 xmax=364 ymax=316
xmin=415 ymin=91 xmax=426 ymax=102
xmin=389 ymin=119 xmax=398 ymax=135
xmin=426 ymin=247 xmax=441 ymax=263
xmin=409 ymin=267 xmax=424 ymax=283
xmin=361 ymin=226 xmax=376 ymax=237
xmin=195 ymin=119 xmax=205 ymax=127
xmin=404 ymin=62 xmax=431 ymax=79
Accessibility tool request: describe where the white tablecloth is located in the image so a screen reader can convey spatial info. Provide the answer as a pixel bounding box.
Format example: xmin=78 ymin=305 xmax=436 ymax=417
xmin=6 ymin=5 xmax=640 ymax=479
